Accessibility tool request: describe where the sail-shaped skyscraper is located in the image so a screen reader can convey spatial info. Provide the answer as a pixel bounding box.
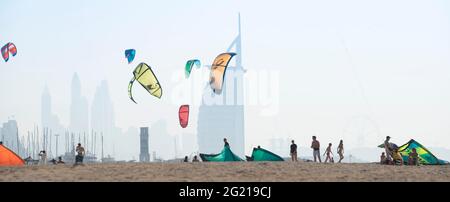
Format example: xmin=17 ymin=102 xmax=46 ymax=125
xmin=197 ymin=14 xmax=245 ymax=157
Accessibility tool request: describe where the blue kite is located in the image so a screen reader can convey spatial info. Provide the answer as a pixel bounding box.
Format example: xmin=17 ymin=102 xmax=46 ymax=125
xmin=124 ymin=49 xmax=136 ymax=64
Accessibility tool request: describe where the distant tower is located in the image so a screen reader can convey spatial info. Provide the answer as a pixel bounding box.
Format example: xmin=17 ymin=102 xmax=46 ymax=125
xmin=69 ymin=73 xmax=89 ymax=134
xmin=197 ymin=14 xmax=245 ymax=157
xmin=139 ymin=127 xmax=150 ymax=162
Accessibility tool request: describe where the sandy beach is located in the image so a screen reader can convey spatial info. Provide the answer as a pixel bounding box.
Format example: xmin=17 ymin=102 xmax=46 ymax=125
xmin=1 ymin=162 xmax=449 ymax=182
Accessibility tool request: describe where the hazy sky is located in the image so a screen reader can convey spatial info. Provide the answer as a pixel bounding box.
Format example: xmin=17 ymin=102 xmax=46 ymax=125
xmin=1 ymin=0 xmax=450 ymax=159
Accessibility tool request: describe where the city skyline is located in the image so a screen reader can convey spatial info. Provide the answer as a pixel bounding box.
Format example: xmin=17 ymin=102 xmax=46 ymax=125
xmin=1 ymin=0 xmax=450 ymax=161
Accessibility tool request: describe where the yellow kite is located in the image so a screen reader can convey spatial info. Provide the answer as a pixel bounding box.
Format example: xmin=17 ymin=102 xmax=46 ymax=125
xmin=209 ymin=52 xmax=236 ymax=94
xmin=128 ymin=62 xmax=162 ymax=103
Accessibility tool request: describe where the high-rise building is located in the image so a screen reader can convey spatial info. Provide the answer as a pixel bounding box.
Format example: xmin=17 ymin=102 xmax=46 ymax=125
xmin=91 ymin=80 xmax=116 ymax=137
xmin=69 ymin=73 xmax=89 ymax=134
xmin=139 ymin=127 xmax=150 ymax=162
xmin=0 ymin=119 xmax=24 ymax=156
xmin=41 ymin=86 xmax=64 ymax=135
xmin=197 ymin=14 xmax=245 ymax=157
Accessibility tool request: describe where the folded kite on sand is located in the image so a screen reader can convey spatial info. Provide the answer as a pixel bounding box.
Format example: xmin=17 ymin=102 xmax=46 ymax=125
xmin=200 ymin=146 xmax=243 ymax=162
xmin=246 ymin=147 xmax=284 ymax=161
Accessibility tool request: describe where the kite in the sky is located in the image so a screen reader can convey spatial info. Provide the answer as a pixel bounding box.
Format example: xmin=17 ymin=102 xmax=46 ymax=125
xmin=209 ymin=52 xmax=236 ymax=94
xmin=128 ymin=62 xmax=162 ymax=103
xmin=124 ymin=49 xmax=136 ymax=64
xmin=1 ymin=42 xmax=17 ymax=62
xmin=178 ymin=105 xmax=189 ymax=128
xmin=185 ymin=59 xmax=201 ymax=78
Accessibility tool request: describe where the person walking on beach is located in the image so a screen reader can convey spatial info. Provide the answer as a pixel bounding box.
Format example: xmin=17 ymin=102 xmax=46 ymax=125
xmin=75 ymin=143 xmax=85 ymax=165
xmin=324 ymin=143 xmax=333 ymax=163
xmin=337 ymin=140 xmax=344 ymax=163
xmin=384 ymin=136 xmax=392 ymax=161
xmin=311 ymin=136 xmax=321 ymax=163
xmin=224 ymin=138 xmax=230 ymax=147
xmin=290 ymin=140 xmax=298 ymax=162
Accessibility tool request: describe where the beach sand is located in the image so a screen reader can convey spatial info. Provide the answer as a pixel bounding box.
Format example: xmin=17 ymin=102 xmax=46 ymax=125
xmin=1 ymin=162 xmax=449 ymax=182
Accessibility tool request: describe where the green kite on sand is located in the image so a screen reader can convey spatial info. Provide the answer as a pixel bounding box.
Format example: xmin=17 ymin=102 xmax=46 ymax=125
xmin=246 ymin=147 xmax=284 ymax=161
xmin=200 ymin=146 xmax=244 ymax=162
xmin=379 ymin=139 xmax=448 ymax=165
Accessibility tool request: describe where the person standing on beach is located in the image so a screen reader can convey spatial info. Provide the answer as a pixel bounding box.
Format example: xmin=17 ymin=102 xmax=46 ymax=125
xmin=384 ymin=136 xmax=392 ymax=161
xmin=39 ymin=150 xmax=47 ymax=165
xmin=311 ymin=136 xmax=321 ymax=163
xmin=75 ymin=143 xmax=85 ymax=165
xmin=224 ymin=138 xmax=230 ymax=147
xmin=183 ymin=156 xmax=189 ymax=162
xmin=290 ymin=140 xmax=298 ymax=162
xmin=324 ymin=143 xmax=333 ymax=163
xmin=337 ymin=140 xmax=344 ymax=163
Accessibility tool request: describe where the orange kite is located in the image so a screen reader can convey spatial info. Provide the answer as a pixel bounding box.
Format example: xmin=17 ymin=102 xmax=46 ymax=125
xmin=0 ymin=143 xmax=25 ymax=166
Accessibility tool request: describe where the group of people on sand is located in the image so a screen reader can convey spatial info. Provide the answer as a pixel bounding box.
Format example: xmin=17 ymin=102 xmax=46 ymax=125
xmin=381 ymin=136 xmax=419 ymax=166
xmin=183 ymin=155 xmax=200 ymax=162
xmin=290 ymin=136 xmax=345 ymax=163
xmin=24 ymin=143 xmax=85 ymax=166
xmin=183 ymin=138 xmax=231 ymax=162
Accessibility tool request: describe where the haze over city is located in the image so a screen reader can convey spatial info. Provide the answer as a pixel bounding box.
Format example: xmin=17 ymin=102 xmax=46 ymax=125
xmin=1 ymin=0 xmax=450 ymax=162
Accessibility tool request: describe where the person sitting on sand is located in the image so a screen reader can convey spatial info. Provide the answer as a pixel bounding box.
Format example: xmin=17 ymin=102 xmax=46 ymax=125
xmin=392 ymin=148 xmax=403 ymax=165
xmin=183 ymin=156 xmax=189 ymax=162
xmin=408 ymin=148 xmax=419 ymax=166
xmin=57 ymin=156 xmax=65 ymax=164
xmin=311 ymin=136 xmax=321 ymax=163
xmin=290 ymin=140 xmax=298 ymax=162
xmin=75 ymin=143 xmax=85 ymax=165
xmin=324 ymin=143 xmax=333 ymax=163
xmin=380 ymin=152 xmax=387 ymax=164
xmin=50 ymin=158 xmax=57 ymax=165
xmin=192 ymin=155 xmax=200 ymax=162
xmin=337 ymin=140 xmax=344 ymax=163
xmin=224 ymin=138 xmax=230 ymax=147
xmin=24 ymin=156 xmax=33 ymax=165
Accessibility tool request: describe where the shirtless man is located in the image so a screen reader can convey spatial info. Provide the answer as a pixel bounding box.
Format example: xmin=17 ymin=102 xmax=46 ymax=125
xmin=75 ymin=143 xmax=85 ymax=165
xmin=311 ymin=136 xmax=321 ymax=163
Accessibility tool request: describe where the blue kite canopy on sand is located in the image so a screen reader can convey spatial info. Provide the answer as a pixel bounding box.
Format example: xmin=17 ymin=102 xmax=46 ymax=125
xmin=200 ymin=145 xmax=244 ymax=162
xmin=124 ymin=49 xmax=136 ymax=64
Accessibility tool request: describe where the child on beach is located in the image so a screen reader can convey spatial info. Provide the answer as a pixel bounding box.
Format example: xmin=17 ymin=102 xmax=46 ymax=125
xmin=380 ymin=152 xmax=386 ymax=164
xmin=324 ymin=143 xmax=333 ymax=163
xmin=337 ymin=140 xmax=344 ymax=163
xmin=408 ymin=148 xmax=419 ymax=166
